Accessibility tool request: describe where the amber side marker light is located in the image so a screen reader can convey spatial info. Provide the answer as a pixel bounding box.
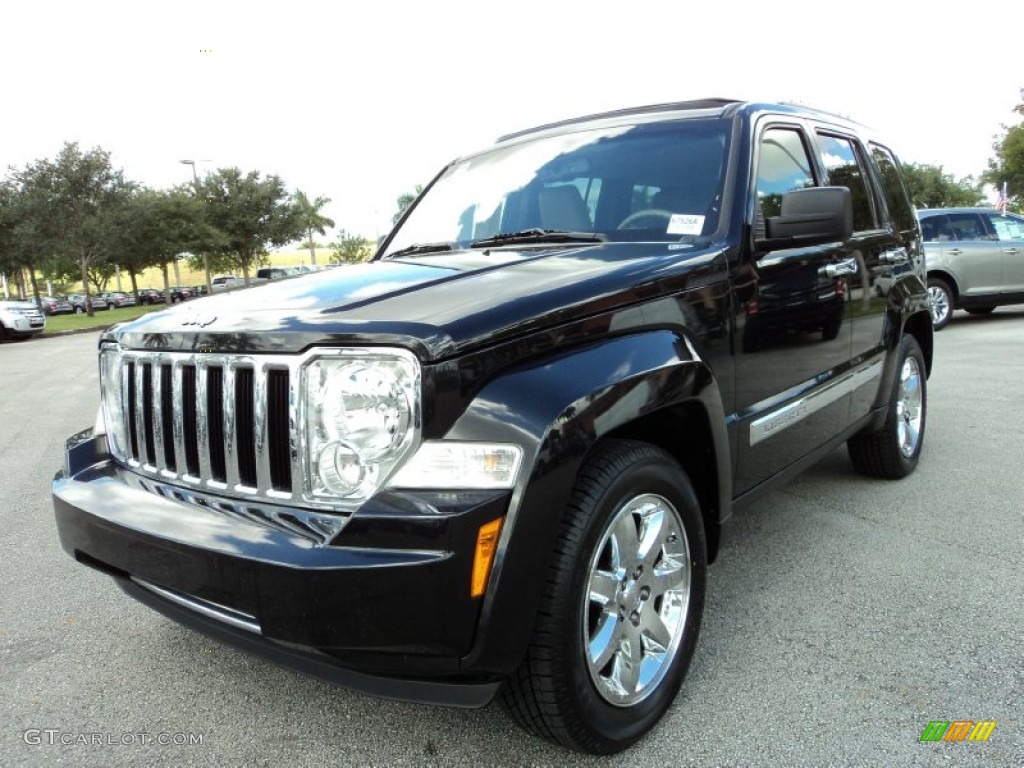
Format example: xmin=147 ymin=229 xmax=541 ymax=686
xmin=471 ymin=518 xmax=504 ymax=597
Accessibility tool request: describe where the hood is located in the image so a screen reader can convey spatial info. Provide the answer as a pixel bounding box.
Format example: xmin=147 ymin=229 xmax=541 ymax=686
xmin=108 ymin=243 xmax=722 ymax=359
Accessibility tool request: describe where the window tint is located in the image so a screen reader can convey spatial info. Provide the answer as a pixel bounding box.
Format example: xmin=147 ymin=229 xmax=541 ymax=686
xmin=987 ymin=213 xmax=1024 ymax=241
xmin=870 ymin=144 xmax=916 ymax=232
xmin=756 ymin=127 xmax=816 ymax=218
xmin=817 ymin=133 xmax=877 ymax=232
xmin=946 ymin=213 xmax=991 ymax=241
xmin=920 ymin=215 xmax=954 ymax=242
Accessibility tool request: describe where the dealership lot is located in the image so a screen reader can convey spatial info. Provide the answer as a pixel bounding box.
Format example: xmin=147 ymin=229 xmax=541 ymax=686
xmin=1 ymin=311 xmax=1021 ymax=767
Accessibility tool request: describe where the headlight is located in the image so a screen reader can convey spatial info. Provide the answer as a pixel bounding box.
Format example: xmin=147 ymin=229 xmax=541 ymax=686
xmin=303 ymin=349 xmax=420 ymax=503
xmin=99 ymin=345 xmax=129 ymax=461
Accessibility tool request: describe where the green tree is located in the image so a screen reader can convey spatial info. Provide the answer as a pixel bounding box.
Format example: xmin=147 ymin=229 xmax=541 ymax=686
xmin=983 ymin=98 xmax=1024 ymax=212
xmin=11 ymin=143 xmax=133 ymax=316
xmin=330 ymin=229 xmax=372 ymax=264
xmin=901 ymin=163 xmax=983 ymax=208
xmin=196 ymin=169 xmax=303 ymax=285
xmin=392 ymin=184 xmax=424 ymax=224
xmin=110 ymin=187 xmax=213 ymax=299
xmin=293 ymin=190 xmax=335 ymax=266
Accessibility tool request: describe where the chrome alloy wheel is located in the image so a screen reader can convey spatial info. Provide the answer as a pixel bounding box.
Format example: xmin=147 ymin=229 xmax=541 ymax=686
xmin=582 ymin=493 xmax=691 ymax=707
xmin=927 ymin=286 xmax=950 ymax=327
xmin=897 ymin=356 xmax=923 ymax=458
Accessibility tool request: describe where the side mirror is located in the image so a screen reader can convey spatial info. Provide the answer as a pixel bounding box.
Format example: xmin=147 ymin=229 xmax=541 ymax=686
xmin=758 ymin=186 xmax=853 ymax=251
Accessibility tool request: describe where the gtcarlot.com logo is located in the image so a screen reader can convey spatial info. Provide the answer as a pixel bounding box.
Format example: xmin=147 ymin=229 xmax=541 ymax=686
xmin=23 ymin=729 xmax=204 ymax=747
xmin=920 ymin=720 xmax=997 ymax=742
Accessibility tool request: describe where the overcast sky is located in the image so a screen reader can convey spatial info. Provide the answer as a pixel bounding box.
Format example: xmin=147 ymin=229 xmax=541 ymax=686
xmin=3 ymin=0 xmax=1021 ymax=242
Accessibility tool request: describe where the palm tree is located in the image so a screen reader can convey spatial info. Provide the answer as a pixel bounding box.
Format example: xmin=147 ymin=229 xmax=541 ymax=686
xmin=293 ymin=190 xmax=335 ymax=265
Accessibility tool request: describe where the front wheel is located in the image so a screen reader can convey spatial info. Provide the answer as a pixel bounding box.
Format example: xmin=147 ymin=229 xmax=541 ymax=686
xmin=847 ymin=334 xmax=927 ymax=479
xmin=502 ymin=440 xmax=706 ymax=754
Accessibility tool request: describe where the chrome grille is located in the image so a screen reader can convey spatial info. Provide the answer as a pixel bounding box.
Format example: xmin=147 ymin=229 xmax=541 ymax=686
xmin=114 ymin=351 xmax=298 ymax=504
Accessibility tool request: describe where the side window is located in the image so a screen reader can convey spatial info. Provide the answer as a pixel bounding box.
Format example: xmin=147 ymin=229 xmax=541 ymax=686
xmin=870 ymin=144 xmax=916 ymax=232
xmin=756 ymin=127 xmax=816 ymax=218
xmin=987 ymin=213 xmax=1024 ymax=241
xmin=816 ymin=133 xmax=877 ymax=232
xmin=946 ymin=213 xmax=990 ymax=241
xmin=920 ymin=215 xmax=954 ymax=242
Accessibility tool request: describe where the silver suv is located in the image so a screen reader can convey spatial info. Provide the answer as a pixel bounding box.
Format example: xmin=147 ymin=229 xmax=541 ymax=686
xmin=920 ymin=207 xmax=1024 ymax=329
xmin=0 ymin=299 xmax=46 ymax=340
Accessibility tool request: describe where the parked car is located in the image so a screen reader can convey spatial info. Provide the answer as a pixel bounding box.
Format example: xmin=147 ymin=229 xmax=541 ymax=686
xmin=0 ymin=299 xmax=46 ymax=340
xmin=189 ymin=285 xmax=209 ymax=298
xmin=210 ymin=275 xmax=242 ymax=292
xmin=136 ymin=288 xmax=165 ymax=305
xmin=919 ymin=207 xmax=1024 ymax=329
xmin=66 ymin=293 xmax=110 ymax=313
xmin=38 ymin=296 xmax=74 ymax=315
xmin=255 ymin=266 xmax=302 ymax=283
xmin=53 ymin=99 xmax=932 ymax=754
xmin=99 ymin=291 xmax=136 ymax=309
xmin=168 ymin=287 xmax=193 ymax=303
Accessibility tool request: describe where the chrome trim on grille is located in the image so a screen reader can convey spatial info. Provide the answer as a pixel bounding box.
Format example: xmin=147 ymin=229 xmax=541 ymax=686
xmin=749 ymin=360 xmax=882 ymax=446
xmin=131 ymin=576 xmax=261 ymax=634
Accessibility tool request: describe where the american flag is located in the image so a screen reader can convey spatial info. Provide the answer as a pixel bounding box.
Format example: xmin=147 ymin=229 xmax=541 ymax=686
xmin=994 ymin=182 xmax=1008 ymax=213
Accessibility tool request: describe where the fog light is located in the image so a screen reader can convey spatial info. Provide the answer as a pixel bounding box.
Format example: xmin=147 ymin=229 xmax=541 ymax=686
xmin=317 ymin=441 xmax=369 ymax=496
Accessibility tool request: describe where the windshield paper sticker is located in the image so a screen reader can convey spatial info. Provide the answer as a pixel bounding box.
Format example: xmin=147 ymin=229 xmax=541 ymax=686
xmin=667 ymin=214 xmax=705 ymax=235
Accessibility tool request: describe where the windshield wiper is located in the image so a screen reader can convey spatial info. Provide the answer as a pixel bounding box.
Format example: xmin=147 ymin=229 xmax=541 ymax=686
xmin=387 ymin=242 xmax=455 ymax=258
xmin=470 ymin=229 xmax=606 ymax=248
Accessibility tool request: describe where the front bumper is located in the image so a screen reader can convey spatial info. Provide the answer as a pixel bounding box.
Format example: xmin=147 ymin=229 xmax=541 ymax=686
xmin=53 ymin=431 xmax=508 ymax=707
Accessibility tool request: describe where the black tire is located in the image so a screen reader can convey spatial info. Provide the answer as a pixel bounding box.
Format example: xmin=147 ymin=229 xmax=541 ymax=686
xmin=847 ymin=335 xmax=926 ymax=479
xmin=927 ymin=277 xmax=953 ymax=330
xmin=965 ymin=307 xmax=996 ymax=316
xmin=74 ymin=306 xmax=84 ymax=314
xmin=501 ymin=439 xmax=707 ymax=754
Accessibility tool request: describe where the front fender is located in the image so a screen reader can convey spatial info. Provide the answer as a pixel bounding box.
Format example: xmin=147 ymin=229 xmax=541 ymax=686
xmin=443 ymin=330 xmax=729 ymax=676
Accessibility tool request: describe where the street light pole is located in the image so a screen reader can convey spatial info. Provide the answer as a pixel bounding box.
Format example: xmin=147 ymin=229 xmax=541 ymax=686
xmin=180 ymin=159 xmax=212 ymax=293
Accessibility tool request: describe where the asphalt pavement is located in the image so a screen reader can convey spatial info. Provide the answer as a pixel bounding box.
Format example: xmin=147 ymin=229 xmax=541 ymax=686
xmin=1 ymin=308 xmax=1021 ymax=767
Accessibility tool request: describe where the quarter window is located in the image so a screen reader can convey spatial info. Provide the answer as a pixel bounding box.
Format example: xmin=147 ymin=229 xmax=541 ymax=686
xmin=870 ymin=144 xmax=916 ymax=232
xmin=986 ymin=212 xmax=1024 ymax=241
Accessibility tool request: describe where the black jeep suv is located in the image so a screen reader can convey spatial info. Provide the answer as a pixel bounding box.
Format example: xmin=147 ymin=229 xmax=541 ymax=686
xmin=53 ymin=99 xmax=931 ymax=754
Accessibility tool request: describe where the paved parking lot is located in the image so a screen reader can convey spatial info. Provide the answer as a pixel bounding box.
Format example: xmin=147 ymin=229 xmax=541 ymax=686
xmin=1 ymin=309 xmax=1022 ymax=767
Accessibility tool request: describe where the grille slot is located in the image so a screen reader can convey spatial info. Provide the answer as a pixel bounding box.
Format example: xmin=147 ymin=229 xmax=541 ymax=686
xmin=127 ymin=361 xmax=139 ymax=459
xmin=267 ymin=369 xmax=291 ymax=491
xmin=207 ymin=367 xmax=226 ymax=482
xmin=141 ymin=363 xmax=156 ymax=465
xmin=181 ymin=365 xmax=200 ymax=476
xmin=160 ymin=364 xmax=176 ymax=471
xmin=234 ymin=367 xmax=258 ymax=488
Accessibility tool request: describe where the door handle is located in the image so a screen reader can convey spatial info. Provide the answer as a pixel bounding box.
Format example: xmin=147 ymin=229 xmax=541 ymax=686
xmin=819 ymin=258 xmax=859 ymax=278
xmin=947 ymin=248 xmax=963 ymax=255
xmin=1004 ymin=247 xmax=1020 ymax=254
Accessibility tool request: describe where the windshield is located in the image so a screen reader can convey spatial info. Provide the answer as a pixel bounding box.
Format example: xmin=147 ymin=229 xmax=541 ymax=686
xmin=383 ymin=118 xmax=730 ymax=257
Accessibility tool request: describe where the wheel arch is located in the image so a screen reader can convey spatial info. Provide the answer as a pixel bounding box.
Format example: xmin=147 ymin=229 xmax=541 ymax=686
xmin=926 ymin=269 xmax=959 ymax=303
xmin=450 ymin=330 xmax=731 ymax=676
